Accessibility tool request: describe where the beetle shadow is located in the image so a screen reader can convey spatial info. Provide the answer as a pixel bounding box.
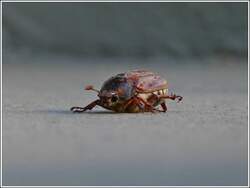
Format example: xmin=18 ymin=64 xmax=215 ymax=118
xmin=72 ymin=110 xmax=117 ymax=114
xmin=19 ymin=108 xmax=180 ymax=115
xmin=32 ymin=109 xmax=117 ymax=115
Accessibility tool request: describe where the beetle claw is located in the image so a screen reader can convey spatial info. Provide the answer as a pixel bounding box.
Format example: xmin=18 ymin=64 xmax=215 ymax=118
xmin=169 ymin=92 xmax=183 ymax=103
xmin=71 ymin=106 xmax=86 ymax=113
xmin=176 ymin=96 xmax=183 ymax=103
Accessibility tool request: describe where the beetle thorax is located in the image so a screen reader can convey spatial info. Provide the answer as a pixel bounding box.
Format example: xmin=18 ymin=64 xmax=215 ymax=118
xmin=98 ymin=76 xmax=135 ymax=111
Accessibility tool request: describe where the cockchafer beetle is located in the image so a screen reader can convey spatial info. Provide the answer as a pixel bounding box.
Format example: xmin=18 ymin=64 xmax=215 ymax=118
xmin=71 ymin=70 xmax=183 ymax=113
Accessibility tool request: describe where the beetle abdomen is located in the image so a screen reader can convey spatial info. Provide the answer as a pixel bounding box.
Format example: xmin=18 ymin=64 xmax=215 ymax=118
xmin=137 ymin=88 xmax=168 ymax=106
xmin=153 ymin=88 xmax=168 ymax=96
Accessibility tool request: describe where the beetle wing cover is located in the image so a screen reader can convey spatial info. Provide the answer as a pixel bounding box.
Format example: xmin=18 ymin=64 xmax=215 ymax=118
xmin=126 ymin=70 xmax=167 ymax=93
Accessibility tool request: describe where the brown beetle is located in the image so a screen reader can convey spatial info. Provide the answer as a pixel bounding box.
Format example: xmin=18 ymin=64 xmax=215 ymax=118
xmin=71 ymin=70 xmax=182 ymax=113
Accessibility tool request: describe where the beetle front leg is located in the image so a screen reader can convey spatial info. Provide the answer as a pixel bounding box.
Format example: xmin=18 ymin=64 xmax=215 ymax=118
xmin=71 ymin=100 xmax=100 ymax=113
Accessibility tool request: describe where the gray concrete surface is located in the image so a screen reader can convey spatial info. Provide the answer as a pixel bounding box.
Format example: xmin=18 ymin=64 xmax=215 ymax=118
xmin=2 ymin=55 xmax=248 ymax=186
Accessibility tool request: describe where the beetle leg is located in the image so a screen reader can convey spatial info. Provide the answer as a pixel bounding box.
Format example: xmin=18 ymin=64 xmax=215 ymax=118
xmin=123 ymin=98 xmax=144 ymax=112
xmin=71 ymin=100 xmax=100 ymax=113
xmin=146 ymin=94 xmax=167 ymax=112
xmin=124 ymin=98 xmax=141 ymax=112
xmin=160 ymin=102 xmax=167 ymax=112
xmin=123 ymin=97 xmax=150 ymax=112
xmin=159 ymin=93 xmax=183 ymax=103
xmin=135 ymin=96 xmax=160 ymax=113
xmin=123 ymin=98 xmax=135 ymax=111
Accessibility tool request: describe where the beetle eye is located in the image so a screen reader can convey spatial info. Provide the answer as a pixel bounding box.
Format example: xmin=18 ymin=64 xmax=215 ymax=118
xmin=111 ymin=95 xmax=119 ymax=103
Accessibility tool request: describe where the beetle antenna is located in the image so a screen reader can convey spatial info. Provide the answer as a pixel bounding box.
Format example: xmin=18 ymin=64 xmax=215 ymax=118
xmin=85 ymin=85 xmax=100 ymax=93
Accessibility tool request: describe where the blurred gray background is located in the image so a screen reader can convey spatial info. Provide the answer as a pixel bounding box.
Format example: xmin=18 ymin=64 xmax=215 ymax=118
xmin=3 ymin=2 xmax=248 ymax=58
xmin=2 ymin=2 xmax=248 ymax=186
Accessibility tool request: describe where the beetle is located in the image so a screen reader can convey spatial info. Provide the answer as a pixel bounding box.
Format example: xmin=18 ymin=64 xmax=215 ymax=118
xmin=70 ymin=70 xmax=183 ymax=113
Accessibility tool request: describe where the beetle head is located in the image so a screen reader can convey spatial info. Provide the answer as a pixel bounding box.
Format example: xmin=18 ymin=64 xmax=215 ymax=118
xmin=97 ymin=91 xmax=120 ymax=108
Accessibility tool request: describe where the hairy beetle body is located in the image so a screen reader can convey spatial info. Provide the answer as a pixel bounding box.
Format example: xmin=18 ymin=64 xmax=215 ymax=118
xmin=71 ymin=70 xmax=182 ymax=113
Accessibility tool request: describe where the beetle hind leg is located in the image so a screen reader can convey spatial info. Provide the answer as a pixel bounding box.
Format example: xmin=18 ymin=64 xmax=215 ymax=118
xmin=159 ymin=93 xmax=183 ymax=103
xmin=160 ymin=102 xmax=167 ymax=112
xmin=71 ymin=99 xmax=100 ymax=113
